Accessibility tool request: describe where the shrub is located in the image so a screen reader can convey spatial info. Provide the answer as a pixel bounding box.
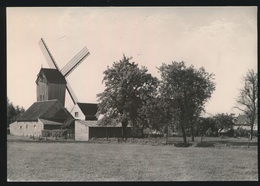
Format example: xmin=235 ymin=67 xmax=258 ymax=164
xmin=196 ymin=142 xmax=214 ymax=147
xmin=174 ymin=142 xmax=192 ymax=147
xmin=234 ymin=128 xmax=256 ymax=138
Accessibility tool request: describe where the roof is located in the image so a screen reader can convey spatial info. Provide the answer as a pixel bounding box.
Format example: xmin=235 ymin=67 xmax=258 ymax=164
xmin=38 ymin=119 xmax=62 ymax=125
xmin=38 ymin=68 xmax=66 ymax=84
xmin=17 ymin=100 xmax=73 ymax=122
xmin=76 ymin=120 xmax=123 ymax=127
xmin=76 ymin=102 xmax=98 ymax=117
xmin=234 ymin=115 xmax=257 ymax=125
xmin=235 ymin=115 xmax=247 ymax=125
xmin=219 ymin=128 xmax=232 ymax=134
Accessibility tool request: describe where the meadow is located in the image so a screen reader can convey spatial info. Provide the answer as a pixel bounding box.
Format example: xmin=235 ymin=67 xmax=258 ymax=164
xmin=7 ymin=136 xmax=258 ymax=181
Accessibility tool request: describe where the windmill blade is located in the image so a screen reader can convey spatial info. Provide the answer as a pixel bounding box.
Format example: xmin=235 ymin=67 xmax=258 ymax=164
xmin=38 ymin=38 xmax=60 ymax=70
xmin=38 ymin=40 xmax=55 ymax=69
xmin=61 ymin=47 xmax=90 ymax=77
xmin=66 ymin=80 xmax=79 ymax=104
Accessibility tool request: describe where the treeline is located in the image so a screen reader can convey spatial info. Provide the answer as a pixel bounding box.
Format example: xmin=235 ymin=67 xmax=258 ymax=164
xmin=96 ymin=55 xmax=257 ymax=144
xmin=7 ymin=97 xmax=25 ymax=126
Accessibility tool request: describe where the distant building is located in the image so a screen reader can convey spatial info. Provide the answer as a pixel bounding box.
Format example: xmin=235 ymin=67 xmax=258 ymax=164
xmin=233 ymin=114 xmax=258 ymax=131
xmin=9 ymin=100 xmax=74 ymax=137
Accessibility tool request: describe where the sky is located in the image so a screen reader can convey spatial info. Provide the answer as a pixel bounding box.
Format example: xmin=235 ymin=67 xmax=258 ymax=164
xmin=7 ymin=7 xmax=257 ymax=115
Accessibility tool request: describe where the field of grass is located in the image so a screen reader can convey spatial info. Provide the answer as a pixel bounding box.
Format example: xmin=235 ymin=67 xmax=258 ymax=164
xmin=7 ymin=136 xmax=258 ymax=181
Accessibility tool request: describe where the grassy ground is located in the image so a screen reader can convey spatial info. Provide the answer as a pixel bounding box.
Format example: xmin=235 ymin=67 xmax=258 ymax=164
xmin=7 ymin=136 xmax=258 ymax=181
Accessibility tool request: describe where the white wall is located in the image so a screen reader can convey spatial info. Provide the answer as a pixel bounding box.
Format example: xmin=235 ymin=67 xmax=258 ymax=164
xmin=75 ymin=121 xmax=89 ymax=141
xmin=70 ymin=104 xmax=85 ymax=120
xmin=9 ymin=121 xmax=43 ymax=137
xmin=233 ymin=125 xmax=252 ymax=131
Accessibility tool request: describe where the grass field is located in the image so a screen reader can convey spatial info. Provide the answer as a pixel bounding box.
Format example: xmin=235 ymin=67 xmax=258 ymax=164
xmin=7 ymin=136 xmax=258 ymax=181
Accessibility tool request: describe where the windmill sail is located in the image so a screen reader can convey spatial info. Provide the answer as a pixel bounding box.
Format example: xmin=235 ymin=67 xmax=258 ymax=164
xmin=66 ymin=80 xmax=79 ymax=104
xmin=38 ymin=38 xmax=60 ymax=70
xmin=61 ymin=47 xmax=90 ymax=77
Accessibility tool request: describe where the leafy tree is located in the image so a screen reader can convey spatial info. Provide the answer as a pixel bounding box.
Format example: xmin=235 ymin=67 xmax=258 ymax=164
xmin=7 ymin=97 xmax=25 ymax=126
xmin=235 ymin=69 xmax=258 ymax=140
xmin=158 ymin=61 xmax=215 ymax=144
xmin=196 ymin=117 xmax=215 ymax=143
xmin=213 ymin=113 xmax=235 ymax=133
xmin=96 ymin=55 xmax=158 ymax=139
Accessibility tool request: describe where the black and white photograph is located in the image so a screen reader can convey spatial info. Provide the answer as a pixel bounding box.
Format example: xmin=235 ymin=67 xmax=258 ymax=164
xmin=7 ymin=6 xmax=257 ymax=181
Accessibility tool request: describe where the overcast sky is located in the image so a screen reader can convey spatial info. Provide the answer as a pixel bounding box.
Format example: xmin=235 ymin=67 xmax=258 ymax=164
xmin=7 ymin=7 xmax=257 ymax=115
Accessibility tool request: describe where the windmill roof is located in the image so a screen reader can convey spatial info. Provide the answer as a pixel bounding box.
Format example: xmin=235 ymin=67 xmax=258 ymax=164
xmin=39 ymin=68 xmax=66 ymax=84
xmin=17 ymin=100 xmax=73 ymax=122
xmin=77 ymin=103 xmax=98 ymax=117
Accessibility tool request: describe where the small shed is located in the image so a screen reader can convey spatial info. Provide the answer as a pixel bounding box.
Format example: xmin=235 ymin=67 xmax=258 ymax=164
xmin=75 ymin=120 xmax=131 ymax=141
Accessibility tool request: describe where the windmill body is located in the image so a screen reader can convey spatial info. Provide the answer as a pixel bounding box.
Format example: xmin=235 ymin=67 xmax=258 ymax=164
xmin=36 ymin=68 xmax=67 ymax=106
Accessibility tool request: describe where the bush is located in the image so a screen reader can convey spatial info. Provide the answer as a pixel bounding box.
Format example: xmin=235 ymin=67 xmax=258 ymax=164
xmin=174 ymin=142 xmax=192 ymax=147
xmin=234 ymin=128 xmax=256 ymax=138
xmin=196 ymin=142 xmax=214 ymax=147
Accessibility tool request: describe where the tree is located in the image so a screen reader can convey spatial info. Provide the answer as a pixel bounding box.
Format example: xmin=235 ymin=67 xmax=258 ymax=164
xmin=213 ymin=113 xmax=235 ymax=133
xmin=196 ymin=117 xmax=215 ymax=143
xmin=158 ymin=61 xmax=215 ymax=144
xmin=235 ymin=69 xmax=258 ymax=140
xmin=7 ymin=97 xmax=25 ymax=126
xmin=96 ymin=55 xmax=158 ymax=139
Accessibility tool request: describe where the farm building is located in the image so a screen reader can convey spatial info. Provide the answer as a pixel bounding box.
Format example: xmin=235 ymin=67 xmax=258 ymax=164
xmin=75 ymin=120 xmax=132 ymax=141
xmin=9 ymin=99 xmax=74 ymax=137
xmin=233 ymin=114 xmax=258 ymax=131
xmin=70 ymin=103 xmax=98 ymax=120
xmin=36 ymin=68 xmax=67 ymax=106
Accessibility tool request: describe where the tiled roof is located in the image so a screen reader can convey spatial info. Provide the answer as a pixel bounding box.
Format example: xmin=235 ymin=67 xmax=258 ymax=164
xmin=77 ymin=102 xmax=98 ymax=118
xmin=39 ymin=68 xmax=66 ymax=84
xmin=235 ymin=115 xmax=248 ymax=125
xmin=234 ymin=115 xmax=257 ymax=125
xmin=17 ymin=100 xmax=73 ymax=122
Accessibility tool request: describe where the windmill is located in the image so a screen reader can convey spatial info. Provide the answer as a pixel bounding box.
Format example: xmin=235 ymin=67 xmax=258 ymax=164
xmin=38 ymin=38 xmax=90 ymax=105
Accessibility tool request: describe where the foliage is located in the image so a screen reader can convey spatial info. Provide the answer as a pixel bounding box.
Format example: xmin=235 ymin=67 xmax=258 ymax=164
xmin=158 ymin=61 xmax=215 ymax=144
xmin=196 ymin=117 xmax=216 ymax=143
xmin=174 ymin=142 xmax=192 ymax=147
xmin=96 ymin=55 xmax=158 ymax=138
xmin=7 ymin=97 xmax=25 ymax=126
xmin=196 ymin=142 xmax=214 ymax=147
xmin=213 ymin=113 xmax=235 ymax=131
xmin=235 ymin=69 xmax=258 ymax=140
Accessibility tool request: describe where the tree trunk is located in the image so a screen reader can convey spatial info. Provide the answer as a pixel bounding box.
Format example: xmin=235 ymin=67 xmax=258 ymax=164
xmin=250 ymin=124 xmax=253 ymax=140
xmin=191 ymin=125 xmax=195 ymax=142
xmin=180 ymin=125 xmax=187 ymax=144
xmin=140 ymin=126 xmax=144 ymax=138
xmin=122 ymin=118 xmax=128 ymax=140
